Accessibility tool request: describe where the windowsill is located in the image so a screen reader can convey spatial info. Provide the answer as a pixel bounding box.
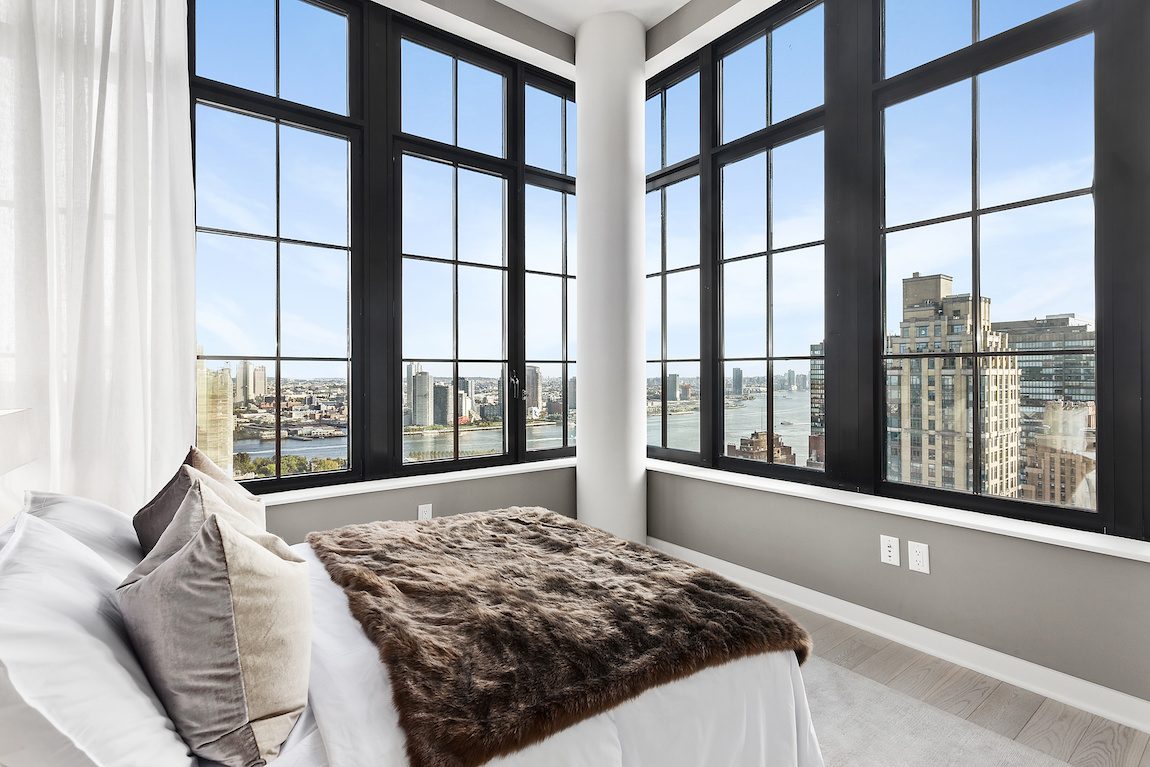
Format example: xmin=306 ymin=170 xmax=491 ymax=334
xmin=263 ymin=457 xmax=577 ymax=507
xmin=647 ymin=459 xmax=1150 ymax=564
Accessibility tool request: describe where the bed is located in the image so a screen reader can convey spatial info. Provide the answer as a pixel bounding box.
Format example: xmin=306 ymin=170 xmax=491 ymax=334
xmin=0 ymin=454 xmax=824 ymax=767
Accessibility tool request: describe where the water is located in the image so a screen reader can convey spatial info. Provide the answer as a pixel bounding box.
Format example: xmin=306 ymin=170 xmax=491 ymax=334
xmin=657 ymin=393 xmax=816 ymax=463
xmin=234 ymin=437 xmax=349 ymax=461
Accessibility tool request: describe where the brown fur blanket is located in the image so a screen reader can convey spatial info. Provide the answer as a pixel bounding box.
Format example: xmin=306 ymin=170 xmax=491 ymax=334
xmin=308 ymin=507 xmax=811 ymax=767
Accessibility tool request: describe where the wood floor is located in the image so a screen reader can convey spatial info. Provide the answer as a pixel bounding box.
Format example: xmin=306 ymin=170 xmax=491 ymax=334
xmin=772 ymin=597 xmax=1150 ymax=767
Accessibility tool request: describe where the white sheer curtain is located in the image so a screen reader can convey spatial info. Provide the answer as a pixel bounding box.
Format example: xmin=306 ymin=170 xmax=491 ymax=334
xmin=0 ymin=0 xmax=195 ymax=517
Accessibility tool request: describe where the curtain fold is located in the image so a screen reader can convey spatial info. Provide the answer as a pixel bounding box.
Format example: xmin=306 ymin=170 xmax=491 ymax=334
xmin=0 ymin=0 xmax=195 ymax=517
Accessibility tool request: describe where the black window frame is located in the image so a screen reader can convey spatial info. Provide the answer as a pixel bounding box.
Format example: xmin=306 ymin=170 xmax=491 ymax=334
xmin=189 ymin=0 xmax=576 ymax=494
xmin=648 ymin=0 xmax=1150 ymax=541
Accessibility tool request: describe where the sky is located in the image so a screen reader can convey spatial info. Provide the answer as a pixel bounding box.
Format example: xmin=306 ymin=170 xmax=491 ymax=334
xmin=194 ymin=0 xmax=1095 ymax=386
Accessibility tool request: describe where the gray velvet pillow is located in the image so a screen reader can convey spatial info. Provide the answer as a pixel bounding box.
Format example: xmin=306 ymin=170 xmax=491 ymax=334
xmin=116 ymin=514 xmax=311 ymax=767
xmin=135 ymin=464 xmax=264 ymax=554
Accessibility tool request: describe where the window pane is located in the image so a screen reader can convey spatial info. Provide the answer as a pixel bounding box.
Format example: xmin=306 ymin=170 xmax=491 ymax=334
xmin=666 ymin=362 xmax=700 ymax=452
xmin=195 ymin=0 xmax=274 ymax=95
xmin=647 ymin=363 xmax=663 ymax=447
xmin=279 ymin=0 xmax=348 ymax=115
xmin=403 ymin=259 xmax=453 ymax=359
xmin=723 ymin=256 xmax=767 ymax=359
xmin=884 ymin=80 xmax=972 ymax=227
xmin=646 ymin=190 xmax=663 ymax=274
xmin=980 ymin=0 xmax=1078 ymax=40
xmin=403 ymin=361 xmax=454 ymax=462
xmin=774 ymin=359 xmax=822 ymax=469
xmin=566 ymin=194 xmax=578 ymax=276
xmin=980 ymin=196 xmax=1094 ymax=337
xmin=978 ymin=37 xmax=1094 ymax=209
xmin=195 ymin=105 xmax=276 ymax=236
xmin=458 ymin=62 xmax=504 ymax=157
xmin=645 ymin=95 xmax=662 ymax=175
xmin=646 ymin=276 xmax=662 ymax=360
xmin=665 ymin=269 xmax=699 ymax=359
xmin=457 ymin=168 xmax=505 ymax=266
xmin=723 ymin=360 xmax=768 ymax=462
xmin=278 ymin=360 xmax=349 ymax=476
xmin=772 ymin=131 xmax=824 ymax=249
xmin=566 ymin=278 xmax=577 ymax=360
xmin=665 ymin=73 xmax=700 ymax=166
xmin=526 ymin=273 xmax=563 ymax=360
xmin=457 ymin=266 xmax=504 ymax=361
xmin=196 ymin=359 xmax=246 ymax=479
xmin=884 ymin=355 xmax=974 ymax=491
xmin=721 ymin=36 xmax=767 ymax=143
xmin=279 ymin=244 xmax=348 ymax=358
xmin=996 ymin=354 xmax=1096 ymax=509
xmin=884 ymin=220 xmax=973 ymax=347
xmin=771 ymin=3 xmax=824 ymax=123
xmin=773 ymin=246 xmax=824 ymax=357
xmin=566 ymin=100 xmax=577 ymax=175
xmin=884 ymin=0 xmax=972 ymax=78
xmin=665 ymin=176 xmax=699 ymax=270
xmin=526 ymin=363 xmax=564 ymax=451
xmin=567 ymin=362 xmax=577 ymax=446
xmin=525 ymin=185 xmax=563 ymax=273
xmin=402 ymin=156 xmax=453 ymax=259
xmin=401 ymin=40 xmax=453 ymax=144
xmin=279 ymin=125 xmax=349 ymax=247
xmin=196 ymin=233 xmax=276 ymax=357
xmin=722 ymin=152 xmax=767 ymax=259
xmin=526 ymin=85 xmax=563 ymax=172
xmin=459 ymin=363 xmax=505 ymax=458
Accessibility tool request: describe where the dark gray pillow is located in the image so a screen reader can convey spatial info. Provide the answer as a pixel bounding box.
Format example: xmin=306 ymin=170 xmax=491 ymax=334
xmin=134 ymin=464 xmax=264 ymax=554
xmin=116 ymin=514 xmax=310 ymax=767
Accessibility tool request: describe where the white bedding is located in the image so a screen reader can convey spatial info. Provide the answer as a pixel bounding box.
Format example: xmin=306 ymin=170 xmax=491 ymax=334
xmin=283 ymin=543 xmax=824 ymax=767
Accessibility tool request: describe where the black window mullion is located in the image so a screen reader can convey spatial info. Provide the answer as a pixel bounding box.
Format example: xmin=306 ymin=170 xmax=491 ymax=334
xmin=969 ymin=66 xmax=983 ymax=497
xmin=700 ymin=46 xmax=719 ymax=467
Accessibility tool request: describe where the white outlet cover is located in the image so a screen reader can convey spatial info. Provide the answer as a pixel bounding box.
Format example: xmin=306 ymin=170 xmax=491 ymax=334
xmin=417 ymin=504 xmax=433 ymax=521
xmin=880 ymin=534 xmax=900 ymax=567
xmin=908 ymin=541 xmax=930 ymax=574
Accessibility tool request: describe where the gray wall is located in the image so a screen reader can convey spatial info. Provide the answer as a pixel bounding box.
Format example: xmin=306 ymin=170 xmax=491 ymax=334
xmin=268 ymin=467 xmax=575 ymax=545
xmin=382 ymin=0 xmax=574 ymax=63
xmin=647 ymin=0 xmax=784 ymax=62
xmin=649 ymin=471 xmax=1150 ymax=701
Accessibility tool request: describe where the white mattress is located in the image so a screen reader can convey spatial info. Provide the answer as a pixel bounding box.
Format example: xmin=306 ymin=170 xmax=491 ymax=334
xmin=287 ymin=543 xmax=824 ymax=767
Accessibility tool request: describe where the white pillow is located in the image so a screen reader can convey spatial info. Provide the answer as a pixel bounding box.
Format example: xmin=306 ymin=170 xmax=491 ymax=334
xmin=24 ymin=491 xmax=142 ymax=579
xmin=0 ymin=514 xmax=195 ymax=767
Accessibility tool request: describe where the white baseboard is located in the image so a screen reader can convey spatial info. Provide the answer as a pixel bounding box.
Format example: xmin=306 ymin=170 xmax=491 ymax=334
xmin=648 ymin=537 xmax=1150 ymax=733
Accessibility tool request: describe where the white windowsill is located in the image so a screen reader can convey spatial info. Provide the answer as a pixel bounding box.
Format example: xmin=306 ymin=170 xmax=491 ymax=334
xmin=263 ymin=457 xmax=576 ymax=507
xmin=647 ymin=459 xmax=1150 ymax=564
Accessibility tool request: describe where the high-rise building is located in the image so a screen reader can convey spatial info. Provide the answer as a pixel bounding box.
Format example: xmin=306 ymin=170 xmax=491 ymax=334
xmin=525 ymin=366 xmax=543 ymax=413
xmin=433 ymin=383 xmax=454 ymax=426
xmin=786 ymin=369 xmax=796 ymax=390
xmin=667 ymin=373 xmax=680 ymax=402
xmin=196 ymin=357 xmax=234 ymax=475
xmin=568 ymin=375 xmax=576 ymax=410
xmin=235 ymin=360 xmax=256 ymax=405
xmin=405 ymin=362 xmax=423 ymax=413
xmin=252 ymin=365 xmax=268 ymax=400
xmin=412 ymin=371 xmax=434 ymax=426
xmin=885 ymin=273 xmax=1020 ymax=496
xmin=796 ymin=373 xmax=809 ymax=391
xmin=726 ymin=431 xmax=796 ymax=464
xmin=732 ymin=367 xmax=744 ymax=396
xmin=810 ymin=343 xmax=825 ymax=437
xmin=1021 ymin=401 xmax=1097 ymax=508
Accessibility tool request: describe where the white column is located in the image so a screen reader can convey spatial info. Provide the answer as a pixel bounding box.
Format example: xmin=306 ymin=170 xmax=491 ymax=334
xmin=574 ymin=12 xmax=647 ymax=542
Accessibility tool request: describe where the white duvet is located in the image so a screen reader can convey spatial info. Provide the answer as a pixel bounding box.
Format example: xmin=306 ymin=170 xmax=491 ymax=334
xmin=272 ymin=544 xmax=824 ymax=767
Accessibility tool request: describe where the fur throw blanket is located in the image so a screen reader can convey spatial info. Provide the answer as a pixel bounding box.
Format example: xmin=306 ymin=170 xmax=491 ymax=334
xmin=308 ymin=507 xmax=811 ymax=767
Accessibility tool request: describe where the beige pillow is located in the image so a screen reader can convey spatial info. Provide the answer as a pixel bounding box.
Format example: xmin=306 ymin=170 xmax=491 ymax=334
xmin=116 ymin=514 xmax=311 ymax=767
xmin=135 ymin=464 xmax=264 ymax=554
xmin=182 ymin=445 xmax=237 ymax=485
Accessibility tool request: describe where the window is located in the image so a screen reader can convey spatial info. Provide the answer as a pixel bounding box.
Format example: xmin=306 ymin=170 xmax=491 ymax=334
xmin=650 ymin=0 xmax=1149 ymax=540
xmin=191 ymin=2 xmax=575 ymax=490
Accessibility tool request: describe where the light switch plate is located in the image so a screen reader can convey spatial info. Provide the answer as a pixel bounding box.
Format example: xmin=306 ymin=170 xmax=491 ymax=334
xmin=908 ymin=541 xmax=930 ymax=574
xmin=880 ymin=535 xmax=900 ymax=566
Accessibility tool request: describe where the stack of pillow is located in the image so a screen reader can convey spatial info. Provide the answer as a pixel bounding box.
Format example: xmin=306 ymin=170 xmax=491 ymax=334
xmin=0 ymin=447 xmax=311 ymax=767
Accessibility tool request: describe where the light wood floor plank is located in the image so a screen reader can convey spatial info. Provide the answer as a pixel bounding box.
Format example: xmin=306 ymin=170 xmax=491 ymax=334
xmin=818 ymin=629 xmax=891 ymax=671
xmin=1140 ymin=734 xmax=1150 ymax=767
xmin=888 ymin=652 xmax=960 ymax=700
xmin=1017 ymin=699 xmax=1096 ymax=761
xmin=852 ymin=640 xmax=925 ymax=686
xmin=810 ymin=618 xmax=860 ymax=656
xmin=1069 ymin=716 xmax=1150 ymax=767
xmin=967 ymin=682 xmax=1046 ymax=739
xmin=922 ymin=665 xmax=1002 ymax=719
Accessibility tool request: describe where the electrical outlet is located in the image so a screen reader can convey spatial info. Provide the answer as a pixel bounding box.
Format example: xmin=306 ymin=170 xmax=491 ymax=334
xmin=880 ymin=535 xmax=900 ymax=566
xmin=417 ymin=503 xmax=433 ymax=521
xmin=908 ymin=541 xmax=930 ymax=574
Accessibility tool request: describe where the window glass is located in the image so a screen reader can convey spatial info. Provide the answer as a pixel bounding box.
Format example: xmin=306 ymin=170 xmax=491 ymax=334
xmin=526 ymin=85 xmax=563 ymax=172
xmin=666 ymin=362 xmax=701 ymax=452
xmin=723 ymin=256 xmax=767 ymax=359
xmin=402 ymin=155 xmax=454 ymax=259
xmin=647 ymin=363 xmax=664 ymax=447
xmin=665 ymin=269 xmax=699 ymax=359
xmin=721 ymin=36 xmax=767 ymax=143
xmin=722 ymin=152 xmax=767 ymax=259
xmin=884 ymin=0 xmax=971 ymax=78
xmin=665 ymin=73 xmax=700 ymax=166
xmin=457 ymin=169 xmax=506 ymax=266
xmin=980 ymin=0 xmax=1078 ymax=40
xmin=279 ymin=243 xmax=349 ymax=358
xmin=458 ymin=62 xmax=505 ymax=157
xmin=771 ymin=132 xmax=824 ymax=249
xmin=279 ymin=125 xmax=349 ymax=247
xmin=196 ymin=0 xmax=275 ymax=94
xmin=771 ymin=3 xmax=824 ymax=123
xmin=772 ymin=246 xmax=824 ymax=357
xmin=402 ymin=258 xmax=453 ymax=360
xmin=195 ymin=106 xmax=277 ymax=237
xmin=664 ymin=177 xmax=700 ymax=270
xmin=280 ymin=0 xmax=349 ymax=115
xmin=645 ymin=95 xmax=662 ymax=175
xmin=195 ymin=233 xmax=277 ymax=357
xmin=402 ymin=40 xmax=505 ymax=158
